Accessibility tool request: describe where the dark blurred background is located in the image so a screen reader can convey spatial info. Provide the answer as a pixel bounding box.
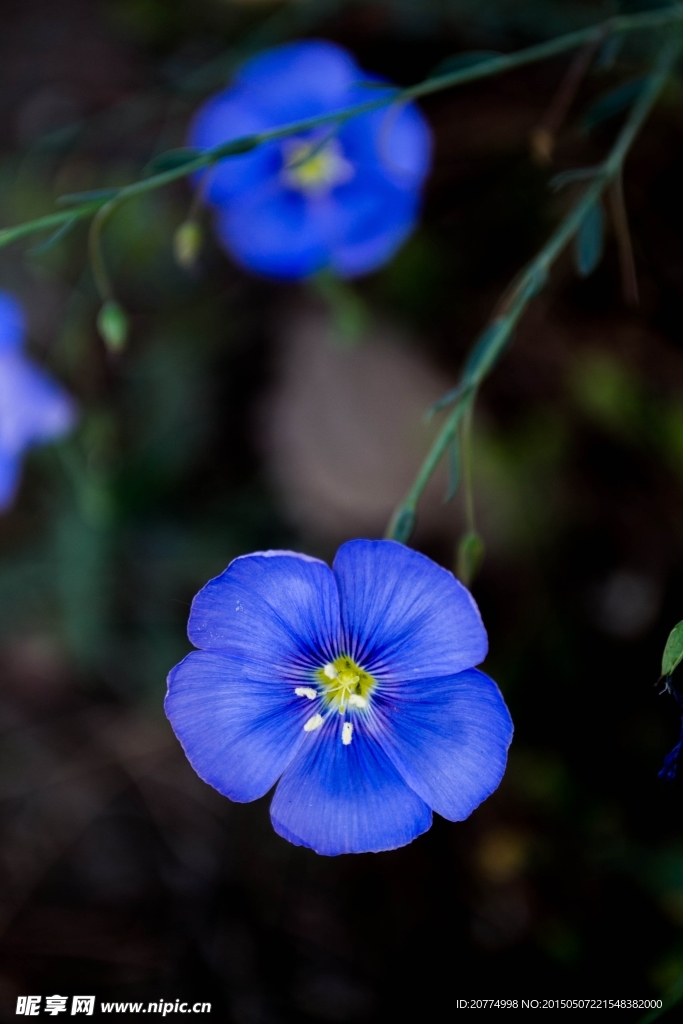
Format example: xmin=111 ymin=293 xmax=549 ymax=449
xmin=2 ymin=0 xmax=683 ymax=1019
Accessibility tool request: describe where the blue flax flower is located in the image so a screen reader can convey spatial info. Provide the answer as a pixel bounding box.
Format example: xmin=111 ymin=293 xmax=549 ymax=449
xmin=166 ymin=540 xmax=513 ymax=855
xmin=190 ymin=40 xmax=432 ymax=280
xmin=0 ymin=292 xmax=77 ymax=510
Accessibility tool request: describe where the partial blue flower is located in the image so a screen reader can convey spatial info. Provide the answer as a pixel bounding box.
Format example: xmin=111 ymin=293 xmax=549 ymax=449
xmin=166 ymin=540 xmax=513 ymax=856
xmin=189 ymin=40 xmax=432 ymax=280
xmin=0 ymin=292 xmax=77 ymax=510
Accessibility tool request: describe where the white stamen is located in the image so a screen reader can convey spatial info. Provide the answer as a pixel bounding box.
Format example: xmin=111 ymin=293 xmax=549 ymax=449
xmin=342 ymin=722 xmax=354 ymax=745
xmin=303 ymin=713 xmax=324 ymax=732
xmin=295 ymin=686 xmax=317 ymax=700
xmin=348 ymin=694 xmax=367 ymax=708
xmin=323 ymin=663 xmax=338 ymax=679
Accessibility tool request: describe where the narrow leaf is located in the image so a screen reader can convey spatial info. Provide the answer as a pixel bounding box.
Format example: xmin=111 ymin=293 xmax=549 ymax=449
xmin=463 ymin=321 xmax=514 ymax=380
xmin=427 ymin=382 xmax=468 ymax=419
xmin=29 ymin=217 xmax=78 ymax=255
xmin=57 ymin=187 xmax=120 ymax=208
xmin=574 ymin=201 xmax=604 ymax=277
xmin=145 ymin=147 xmax=202 ymax=175
xmin=389 ymin=508 xmax=416 ymax=544
xmin=662 ymin=621 xmax=683 ymax=679
xmin=213 ymin=135 xmax=259 ymax=159
xmin=595 ymin=35 xmax=623 ymax=72
xmin=429 ymin=51 xmax=500 ymax=79
xmin=582 ymin=77 xmax=647 ymax=132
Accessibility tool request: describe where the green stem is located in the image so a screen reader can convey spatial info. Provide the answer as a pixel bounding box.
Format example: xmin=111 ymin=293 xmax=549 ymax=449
xmin=386 ymin=32 xmax=683 ymax=543
xmin=0 ymin=5 xmax=681 ymax=252
xmin=0 ymin=203 xmax=100 ymax=250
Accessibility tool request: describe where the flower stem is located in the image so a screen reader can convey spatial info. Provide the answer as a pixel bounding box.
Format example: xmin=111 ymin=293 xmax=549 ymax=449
xmin=0 ymin=6 xmax=681 ymax=252
xmin=386 ymin=32 xmax=683 ymax=543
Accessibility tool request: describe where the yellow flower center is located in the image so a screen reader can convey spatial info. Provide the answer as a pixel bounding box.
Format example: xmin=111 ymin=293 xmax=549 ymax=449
xmin=281 ymin=137 xmax=354 ymax=195
xmin=317 ymin=655 xmax=374 ymax=713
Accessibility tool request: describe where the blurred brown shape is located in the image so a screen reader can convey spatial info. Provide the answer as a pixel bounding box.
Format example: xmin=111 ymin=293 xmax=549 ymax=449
xmin=530 ymin=127 xmax=555 ymax=166
xmin=262 ymin=302 xmax=459 ymax=544
xmin=475 ymin=827 xmax=529 ymax=884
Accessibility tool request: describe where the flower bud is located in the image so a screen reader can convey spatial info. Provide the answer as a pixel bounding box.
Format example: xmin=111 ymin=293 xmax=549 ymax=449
xmin=97 ymin=300 xmax=128 ymax=353
xmin=457 ymin=530 xmax=485 ymax=586
xmin=173 ymin=220 xmax=202 ymax=270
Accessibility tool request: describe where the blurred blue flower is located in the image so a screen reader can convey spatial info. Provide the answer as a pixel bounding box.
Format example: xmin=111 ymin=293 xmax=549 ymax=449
xmin=166 ymin=539 xmax=513 ymax=855
xmin=190 ymin=40 xmax=432 ymax=280
xmin=0 ymin=292 xmax=77 ymax=510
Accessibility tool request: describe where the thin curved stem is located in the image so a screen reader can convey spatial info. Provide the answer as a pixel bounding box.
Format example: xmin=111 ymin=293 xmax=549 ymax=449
xmin=0 ymin=5 xmax=681 ymax=252
xmin=386 ymin=32 xmax=683 ymax=543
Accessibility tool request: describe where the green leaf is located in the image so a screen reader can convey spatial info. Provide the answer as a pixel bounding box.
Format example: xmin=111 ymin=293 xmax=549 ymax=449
xmin=97 ymin=300 xmax=128 ymax=353
xmin=662 ymin=621 xmax=683 ymax=679
xmin=29 ymin=217 xmax=79 ymax=255
xmin=457 ymin=531 xmax=485 ymax=587
xmin=213 ymin=135 xmax=260 ymax=159
xmin=595 ymin=35 xmax=623 ymax=72
xmin=56 ymin=187 xmax=120 ymax=208
xmin=389 ymin=507 xmax=416 ymax=544
xmin=427 ymin=382 xmax=468 ymax=418
xmin=582 ymin=77 xmax=647 ymax=132
xmin=429 ymin=51 xmax=500 ymax=79
xmin=574 ymin=201 xmax=604 ymax=277
xmin=145 ymin=147 xmax=202 ymax=176
xmin=519 ymin=265 xmax=549 ymax=303
xmin=444 ymin=435 xmax=461 ymax=502
xmin=463 ymin=319 xmax=519 ymax=380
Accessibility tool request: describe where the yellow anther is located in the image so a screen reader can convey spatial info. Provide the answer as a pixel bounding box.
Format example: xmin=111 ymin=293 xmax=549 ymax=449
xmin=281 ymin=137 xmax=354 ymax=195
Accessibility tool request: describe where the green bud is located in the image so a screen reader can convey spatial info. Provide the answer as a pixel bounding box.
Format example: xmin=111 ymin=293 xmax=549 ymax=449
xmin=457 ymin=530 xmax=485 ymax=587
xmin=97 ymin=300 xmax=128 ymax=353
xmin=173 ymin=220 xmax=202 ymax=270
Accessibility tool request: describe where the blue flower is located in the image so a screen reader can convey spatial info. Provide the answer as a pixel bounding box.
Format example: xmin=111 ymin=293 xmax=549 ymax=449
xmin=189 ymin=40 xmax=432 ymax=280
xmin=0 ymin=291 xmax=77 ymax=510
xmin=165 ymin=540 xmax=513 ymax=856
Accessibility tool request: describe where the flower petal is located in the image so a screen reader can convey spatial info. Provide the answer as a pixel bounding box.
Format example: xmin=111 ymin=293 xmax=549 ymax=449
xmin=370 ymin=668 xmax=513 ymax=821
xmin=333 ymin=539 xmax=487 ymax=680
xmin=214 ymin=187 xmax=337 ymax=280
xmin=187 ymin=549 xmax=341 ymax=676
xmin=0 ymin=292 xmax=25 ymax=353
xmin=0 ymin=354 xmax=76 ymax=453
xmin=189 ymin=88 xmax=279 ymax=206
xmin=270 ymin=714 xmax=432 ymax=854
xmin=340 ymin=96 xmax=432 ymax=189
xmin=235 ymin=40 xmax=359 ymax=122
xmin=329 ymin=169 xmax=419 ymax=277
xmin=0 ymin=448 xmax=20 ymax=510
xmin=166 ymin=651 xmax=316 ymax=802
